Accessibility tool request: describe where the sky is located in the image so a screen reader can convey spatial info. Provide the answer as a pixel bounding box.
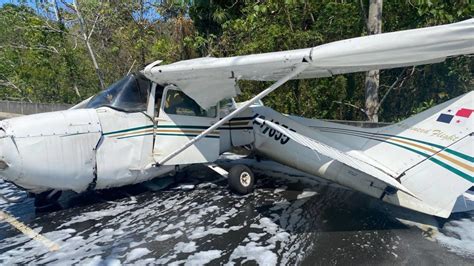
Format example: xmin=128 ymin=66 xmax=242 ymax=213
xmin=0 ymin=0 xmax=31 ymax=7
xmin=0 ymin=1 xmax=46 ymax=12
xmin=0 ymin=0 xmax=164 ymax=22
xmin=0 ymin=0 xmax=74 ymax=9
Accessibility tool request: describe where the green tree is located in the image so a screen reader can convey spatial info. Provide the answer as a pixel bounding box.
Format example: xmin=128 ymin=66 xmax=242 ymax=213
xmin=0 ymin=0 xmax=471 ymax=123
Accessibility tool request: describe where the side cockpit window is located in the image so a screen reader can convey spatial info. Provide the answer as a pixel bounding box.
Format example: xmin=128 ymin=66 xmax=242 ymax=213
xmin=164 ymin=89 xmax=216 ymax=118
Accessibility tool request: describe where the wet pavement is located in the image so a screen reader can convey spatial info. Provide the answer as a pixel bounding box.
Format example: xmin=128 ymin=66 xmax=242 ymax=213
xmin=0 ymin=155 xmax=473 ymax=265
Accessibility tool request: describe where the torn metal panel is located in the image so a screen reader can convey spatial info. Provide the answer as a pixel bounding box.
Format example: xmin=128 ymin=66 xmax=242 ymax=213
xmin=95 ymin=108 xmax=173 ymax=189
xmin=2 ymin=109 xmax=101 ymax=138
xmin=0 ymin=109 xmax=102 ymax=193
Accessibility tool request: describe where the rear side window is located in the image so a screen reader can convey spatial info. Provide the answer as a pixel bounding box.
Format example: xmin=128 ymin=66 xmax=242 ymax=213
xmin=164 ymin=89 xmax=216 ymax=118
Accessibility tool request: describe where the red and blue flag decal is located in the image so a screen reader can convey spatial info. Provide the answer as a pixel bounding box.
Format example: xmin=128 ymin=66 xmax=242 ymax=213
xmin=436 ymin=108 xmax=473 ymax=124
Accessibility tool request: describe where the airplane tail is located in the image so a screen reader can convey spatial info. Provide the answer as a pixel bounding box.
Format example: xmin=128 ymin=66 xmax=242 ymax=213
xmin=254 ymin=91 xmax=472 ymax=217
xmin=359 ymin=91 xmax=473 ymax=217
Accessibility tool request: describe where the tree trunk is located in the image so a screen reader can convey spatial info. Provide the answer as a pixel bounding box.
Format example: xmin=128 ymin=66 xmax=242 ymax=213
xmin=138 ymin=0 xmax=146 ymax=67
xmin=364 ymin=0 xmax=382 ymax=122
xmin=73 ymin=0 xmax=105 ymax=90
xmin=51 ymin=0 xmax=81 ymax=97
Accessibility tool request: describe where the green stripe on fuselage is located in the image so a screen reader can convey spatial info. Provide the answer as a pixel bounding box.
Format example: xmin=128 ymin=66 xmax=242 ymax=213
xmin=156 ymin=133 xmax=220 ymax=139
xmin=378 ymin=133 xmax=473 ymax=163
xmin=103 ymin=125 xmax=153 ymax=136
xmin=117 ymin=132 xmax=220 ymax=140
xmin=317 ymin=127 xmax=473 ymax=163
xmin=364 ymin=135 xmax=473 ymax=183
xmin=318 ymin=128 xmax=472 ymax=182
xmin=104 ymin=124 xmax=216 ymax=136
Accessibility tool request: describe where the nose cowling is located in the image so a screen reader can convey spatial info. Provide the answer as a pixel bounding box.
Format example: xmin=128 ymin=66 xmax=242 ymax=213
xmin=0 ymin=122 xmax=22 ymax=183
xmin=0 ymin=110 xmax=103 ymax=193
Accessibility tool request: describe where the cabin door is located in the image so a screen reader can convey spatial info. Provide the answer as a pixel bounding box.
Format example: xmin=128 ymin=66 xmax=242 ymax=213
xmin=153 ymin=85 xmax=220 ymax=165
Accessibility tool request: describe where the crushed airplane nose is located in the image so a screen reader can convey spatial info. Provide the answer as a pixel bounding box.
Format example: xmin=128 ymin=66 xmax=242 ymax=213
xmin=0 ymin=125 xmax=20 ymax=183
xmin=0 ymin=160 xmax=8 ymax=170
xmin=0 ymin=125 xmax=7 ymax=172
xmin=0 ymin=110 xmax=103 ymax=193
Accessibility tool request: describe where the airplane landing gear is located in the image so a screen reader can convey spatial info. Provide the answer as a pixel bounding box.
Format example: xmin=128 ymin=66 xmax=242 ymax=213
xmin=33 ymin=190 xmax=62 ymax=209
xmin=228 ymin=165 xmax=255 ymax=194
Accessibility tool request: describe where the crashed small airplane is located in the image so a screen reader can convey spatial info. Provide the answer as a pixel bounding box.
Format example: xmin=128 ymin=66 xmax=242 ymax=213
xmin=0 ymin=19 xmax=472 ymax=218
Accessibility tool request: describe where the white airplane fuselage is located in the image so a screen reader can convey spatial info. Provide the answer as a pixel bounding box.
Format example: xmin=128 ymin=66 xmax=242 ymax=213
xmin=0 ymin=90 xmax=472 ymax=219
xmin=0 ymin=104 xmax=380 ymax=195
xmin=0 ymin=108 xmax=175 ymax=194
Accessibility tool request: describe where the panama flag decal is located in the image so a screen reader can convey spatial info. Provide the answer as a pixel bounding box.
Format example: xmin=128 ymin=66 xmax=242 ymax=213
xmin=436 ymin=108 xmax=473 ymax=125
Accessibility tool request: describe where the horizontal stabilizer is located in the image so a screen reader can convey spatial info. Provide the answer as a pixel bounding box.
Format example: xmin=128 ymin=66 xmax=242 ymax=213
xmin=255 ymin=118 xmax=415 ymax=197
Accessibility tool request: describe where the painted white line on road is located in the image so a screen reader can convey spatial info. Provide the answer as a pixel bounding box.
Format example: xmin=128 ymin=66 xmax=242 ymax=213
xmin=0 ymin=210 xmax=60 ymax=252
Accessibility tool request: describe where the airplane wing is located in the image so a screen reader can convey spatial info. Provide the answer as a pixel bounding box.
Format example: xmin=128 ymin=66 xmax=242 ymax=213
xmin=255 ymin=118 xmax=416 ymax=197
xmin=144 ymin=19 xmax=474 ymax=109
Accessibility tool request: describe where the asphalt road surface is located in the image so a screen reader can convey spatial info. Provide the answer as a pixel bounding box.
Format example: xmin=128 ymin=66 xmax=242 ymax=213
xmin=0 ymin=155 xmax=473 ymax=265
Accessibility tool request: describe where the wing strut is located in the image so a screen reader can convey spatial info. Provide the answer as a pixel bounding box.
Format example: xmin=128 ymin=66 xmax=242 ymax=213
xmin=157 ymin=62 xmax=310 ymax=166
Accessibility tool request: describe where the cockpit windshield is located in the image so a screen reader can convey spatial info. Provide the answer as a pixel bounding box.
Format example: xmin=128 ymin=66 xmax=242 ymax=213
xmin=86 ymin=74 xmax=151 ymax=112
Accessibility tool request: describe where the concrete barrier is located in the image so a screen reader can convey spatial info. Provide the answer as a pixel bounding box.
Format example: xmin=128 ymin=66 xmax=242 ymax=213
xmin=0 ymin=101 xmax=72 ymax=120
xmin=0 ymin=101 xmax=72 ymax=115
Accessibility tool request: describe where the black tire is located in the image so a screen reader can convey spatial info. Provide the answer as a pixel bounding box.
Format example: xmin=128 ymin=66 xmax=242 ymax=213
xmin=34 ymin=190 xmax=62 ymax=208
xmin=228 ymin=165 xmax=255 ymax=194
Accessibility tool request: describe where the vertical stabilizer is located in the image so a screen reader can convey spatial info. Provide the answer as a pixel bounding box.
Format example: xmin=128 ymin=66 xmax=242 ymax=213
xmin=361 ymin=91 xmax=473 ymax=217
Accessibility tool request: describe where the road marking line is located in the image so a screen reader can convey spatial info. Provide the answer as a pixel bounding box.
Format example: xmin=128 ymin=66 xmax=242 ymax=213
xmin=0 ymin=210 xmax=60 ymax=252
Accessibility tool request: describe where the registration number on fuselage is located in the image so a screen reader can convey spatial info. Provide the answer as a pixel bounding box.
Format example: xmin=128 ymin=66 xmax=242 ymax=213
xmin=253 ymin=114 xmax=296 ymax=145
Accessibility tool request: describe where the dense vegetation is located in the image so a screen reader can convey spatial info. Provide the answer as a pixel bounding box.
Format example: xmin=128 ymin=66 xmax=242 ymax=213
xmin=0 ymin=1 xmax=472 ymax=122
